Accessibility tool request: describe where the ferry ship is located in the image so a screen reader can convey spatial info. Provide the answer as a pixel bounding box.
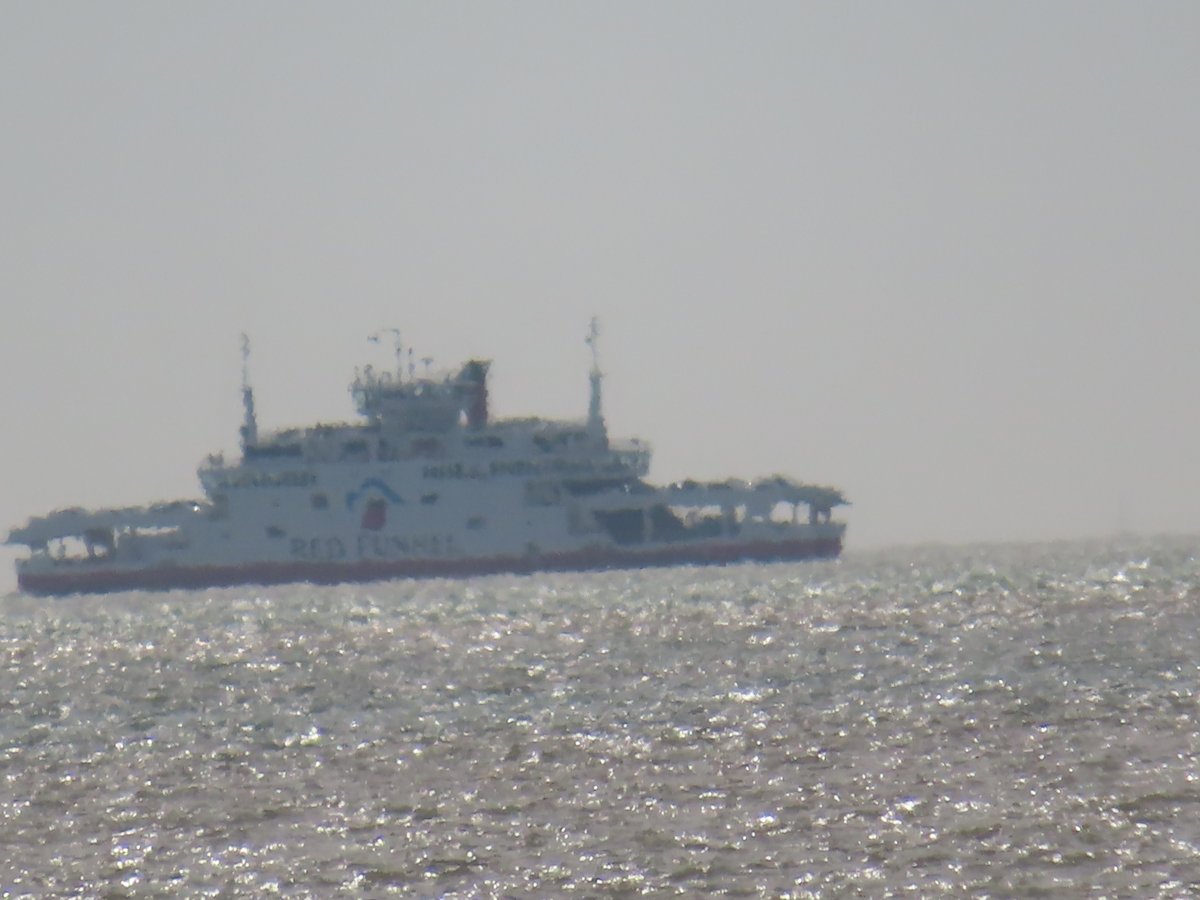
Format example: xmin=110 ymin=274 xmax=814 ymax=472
xmin=7 ymin=323 xmax=847 ymax=595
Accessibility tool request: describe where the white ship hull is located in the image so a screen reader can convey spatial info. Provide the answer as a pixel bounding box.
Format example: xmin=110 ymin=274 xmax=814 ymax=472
xmin=16 ymin=532 xmax=843 ymax=596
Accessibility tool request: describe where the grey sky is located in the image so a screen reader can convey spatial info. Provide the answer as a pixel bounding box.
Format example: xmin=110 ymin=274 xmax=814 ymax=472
xmin=3 ymin=2 xmax=1198 ymax=591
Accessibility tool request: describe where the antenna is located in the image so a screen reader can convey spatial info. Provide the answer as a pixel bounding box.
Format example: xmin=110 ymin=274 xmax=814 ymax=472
xmin=240 ymin=333 xmax=251 ymax=391
xmin=369 ymin=328 xmax=403 ymax=379
xmin=586 ymin=316 xmax=601 ymax=375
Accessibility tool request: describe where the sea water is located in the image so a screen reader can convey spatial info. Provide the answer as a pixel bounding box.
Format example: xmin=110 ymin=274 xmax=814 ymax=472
xmin=1 ymin=536 xmax=1198 ymax=896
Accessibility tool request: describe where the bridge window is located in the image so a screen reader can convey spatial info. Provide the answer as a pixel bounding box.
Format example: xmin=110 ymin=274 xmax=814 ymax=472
xmin=466 ymin=435 xmax=505 ymax=448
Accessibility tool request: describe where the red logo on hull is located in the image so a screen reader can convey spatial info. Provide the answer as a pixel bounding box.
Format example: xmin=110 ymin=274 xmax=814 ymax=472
xmin=361 ymin=498 xmax=387 ymax=531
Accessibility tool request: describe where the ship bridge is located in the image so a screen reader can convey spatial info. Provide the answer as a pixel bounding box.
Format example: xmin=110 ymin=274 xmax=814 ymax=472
xmin=350 ymin=359 xmax=491 ymax=432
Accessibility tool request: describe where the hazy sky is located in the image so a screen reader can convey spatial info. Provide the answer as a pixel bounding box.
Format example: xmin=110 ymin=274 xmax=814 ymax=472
xmin=3 ymin=2 xmax=1199 ymax=592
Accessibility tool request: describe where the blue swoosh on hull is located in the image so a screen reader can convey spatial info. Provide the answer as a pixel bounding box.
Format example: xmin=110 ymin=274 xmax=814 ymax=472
xmin=345 ymin=478 xmax=405 ymax=510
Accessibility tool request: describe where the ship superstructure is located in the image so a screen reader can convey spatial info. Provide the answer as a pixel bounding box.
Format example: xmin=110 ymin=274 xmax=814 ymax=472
xmin=8 ymin=323 xmax=847 ymax=595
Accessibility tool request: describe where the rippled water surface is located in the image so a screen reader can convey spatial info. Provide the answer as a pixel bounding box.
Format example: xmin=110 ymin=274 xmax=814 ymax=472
xmin=3 ymin=537 xmax=1200 ymax=896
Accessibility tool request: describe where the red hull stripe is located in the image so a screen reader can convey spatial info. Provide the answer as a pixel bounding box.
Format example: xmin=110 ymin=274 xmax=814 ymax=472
xmin=17 ymin=538 xmax=842 ymax=597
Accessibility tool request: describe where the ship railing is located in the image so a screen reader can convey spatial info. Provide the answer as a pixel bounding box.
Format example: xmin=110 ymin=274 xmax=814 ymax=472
xmin=662 ymin=477 xmax=846 ymax=509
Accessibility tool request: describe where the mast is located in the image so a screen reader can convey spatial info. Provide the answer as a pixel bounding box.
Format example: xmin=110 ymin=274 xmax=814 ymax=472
xmin=586 ymin=317 xmax=606 ymax=439
xmin=239 ymin=333 xmax=258 ymax=449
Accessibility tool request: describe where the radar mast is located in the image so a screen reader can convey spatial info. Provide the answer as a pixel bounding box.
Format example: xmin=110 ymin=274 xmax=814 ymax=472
xmin=239 ymin=333 xmax=258 ymax=449
xmin=586 ymin=317 xmax=606 ymax=439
